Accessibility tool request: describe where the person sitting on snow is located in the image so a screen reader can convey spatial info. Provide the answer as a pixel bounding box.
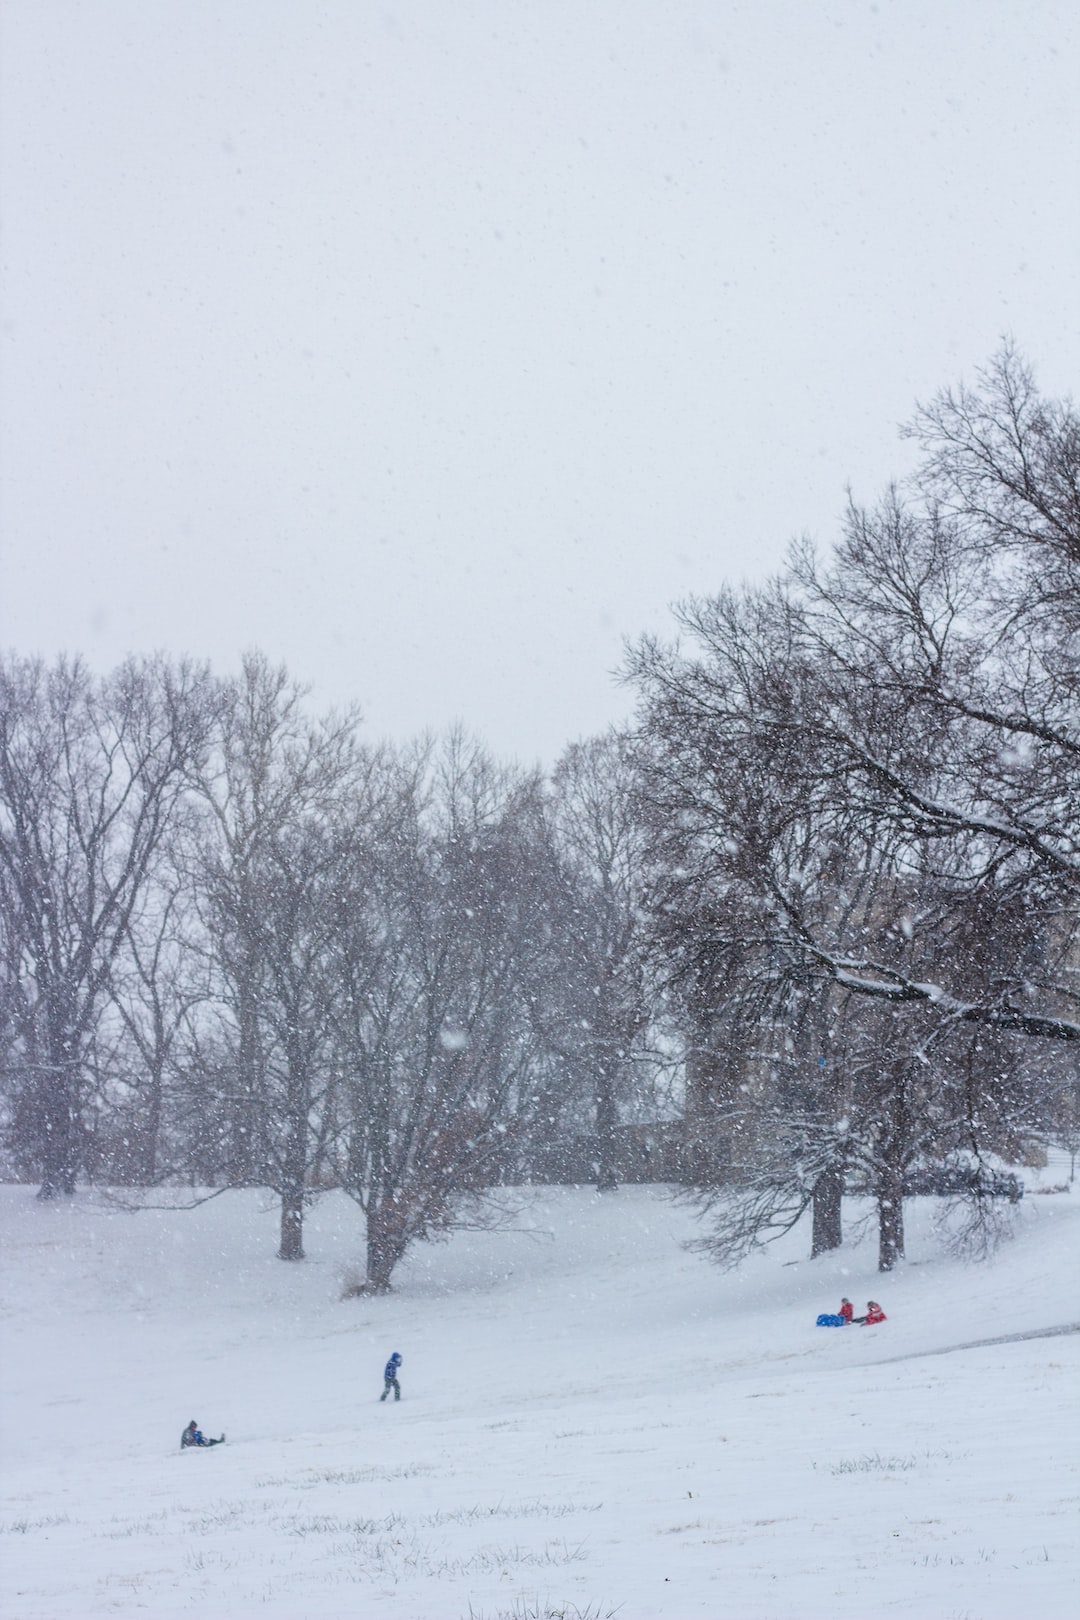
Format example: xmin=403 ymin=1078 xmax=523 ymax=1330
xmin=816 ymin=1299 xmax=853 ymax=1326
xmin=380 ymin=1351 xmax=403 ymax=1402
xmin=854 ymin=1301 xmax=887 ymax=1325
xmin=181 ymin=1419 xmax=225 ymax=1448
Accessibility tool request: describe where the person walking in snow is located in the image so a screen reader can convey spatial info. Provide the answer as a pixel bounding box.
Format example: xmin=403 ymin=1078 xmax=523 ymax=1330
xmin=854 ymin=1301 xmax=887 ymax=1325
xmin=181 ymin=1419 xmax=224 ymax=1448
xmin=839 ymin=1297 xmax=854 ymax=1324
xmin=380 ymin=1351 xmax=403 ymax=1401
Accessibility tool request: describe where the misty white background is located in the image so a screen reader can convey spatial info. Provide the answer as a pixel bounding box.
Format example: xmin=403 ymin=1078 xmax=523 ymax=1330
xmin=2 ymin=1 xmax=1078 ymax=762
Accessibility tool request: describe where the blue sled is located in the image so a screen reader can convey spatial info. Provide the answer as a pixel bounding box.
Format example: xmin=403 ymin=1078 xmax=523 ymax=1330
xmin=816 ymin=1313 xmax=846 ymax=1327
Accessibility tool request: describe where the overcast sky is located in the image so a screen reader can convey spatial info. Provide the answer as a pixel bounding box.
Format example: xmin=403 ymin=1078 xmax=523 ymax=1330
xmin=2 ymin=1 xmax=1078 ymax=764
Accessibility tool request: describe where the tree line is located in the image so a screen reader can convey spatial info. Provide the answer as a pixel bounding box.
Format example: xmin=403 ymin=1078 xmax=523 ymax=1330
xmin=0 ymin=655 xmax=652 ymax=1289
xmin=2 ymin=346 xmax=1077 ymax=1280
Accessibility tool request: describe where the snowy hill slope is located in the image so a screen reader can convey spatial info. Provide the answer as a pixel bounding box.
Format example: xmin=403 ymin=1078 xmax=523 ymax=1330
xmin=1 ymin=1176 xmax=1077 ymax=1619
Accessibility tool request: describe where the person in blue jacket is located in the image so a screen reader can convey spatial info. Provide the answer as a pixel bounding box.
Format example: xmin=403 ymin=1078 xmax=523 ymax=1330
xmin=380 ymin=1351 xmax=403 ymax=1402
xmin=181 ymin=1419 xmax=224 ymax=1448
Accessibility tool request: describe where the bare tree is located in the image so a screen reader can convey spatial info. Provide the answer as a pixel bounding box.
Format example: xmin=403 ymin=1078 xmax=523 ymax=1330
xmin=192 ymin=652 xmax=365 ymax=1258
xmin=907 ymin=339 xmax=1080 ymax=582
xmin=760 ymin=346 xmax=1080 ymax=1046
xmin=329 ymin=735 xmax=549 ymax=1293
xmin=627 ymin=349 xmax=1080 ymax=1268
xmin=0 ymin=654 xmax=214 ymax=1196
xmin=539 ymin=731 xmax=651 ymax=1191
xmin=627 ymin=579 xmax=879 ymax=1253
xmin=93 ymin=809 xmax=214 ymax=1185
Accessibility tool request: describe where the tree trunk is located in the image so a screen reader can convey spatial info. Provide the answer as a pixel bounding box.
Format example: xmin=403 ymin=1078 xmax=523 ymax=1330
xmin=277 ymin=1045 xmax=311 ymax=1260
xmin=277 ymin=1119 xmax=307 ymax=1260
xmin=876 ymin=1079 xmax=909 ymax=1271
xmin=38 ymin=1107 xmax=79 ymax=1197
xmin=811 ymin=1161 xmax=844 ymax=1255
xmin=37 ymin=1028 xmax=80 ymax=1198
xmin=363 ymin=1201 xmax=406 ymax=1293
xmin=594 ymin=1063 xmax=619 ymax=1192
xmin=278 ymin=1189 xmax=305 ymax=1260
xmin=877 ymin=1175 xmax=905 ymax=1271
xmin=229 ymin=987 xmax=264 ymax=1185
xmin=140 ymin=1055 xmax=164 ymax=1185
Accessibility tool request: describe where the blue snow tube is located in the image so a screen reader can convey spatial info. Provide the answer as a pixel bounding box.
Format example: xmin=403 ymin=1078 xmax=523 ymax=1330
xmin=816 ymin=1313 xmax=846 ymax=1327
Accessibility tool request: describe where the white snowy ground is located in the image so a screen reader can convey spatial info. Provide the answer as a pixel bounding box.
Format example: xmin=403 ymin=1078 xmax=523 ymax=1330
xmin=1 ymin=1168 xmax=1077 ymax=1620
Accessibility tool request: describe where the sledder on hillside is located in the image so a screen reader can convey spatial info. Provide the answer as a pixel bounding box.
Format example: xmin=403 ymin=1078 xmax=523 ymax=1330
xmin=816 ymin=1297 xmax=885 ymax=1327
xmin=817 ymin=1297 xmax=854 ymax=1327
xmin=181 ymin=1419 xmax=225 ymax=1448
xmin=856 ymin=1301 xmax=886 ymax=1324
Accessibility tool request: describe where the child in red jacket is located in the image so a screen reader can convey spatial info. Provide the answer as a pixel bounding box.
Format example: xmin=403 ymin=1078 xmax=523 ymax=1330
xmin=839 ymin=1297 xmax=854 ymax=1324
xmin=856 ymin=1301 xmax=886 ymax=1325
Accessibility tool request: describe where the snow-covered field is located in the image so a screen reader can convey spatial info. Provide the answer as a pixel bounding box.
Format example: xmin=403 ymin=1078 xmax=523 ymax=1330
xmin=1 ymin=1171 xmax=1077 ymax=1620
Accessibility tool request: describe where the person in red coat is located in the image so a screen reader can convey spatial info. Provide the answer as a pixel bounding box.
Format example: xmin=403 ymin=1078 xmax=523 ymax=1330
xmin=839 ymin=1298 xmax=854 ymax=1324
xmin=856 ymin=1301 xmax=887 ymax=1325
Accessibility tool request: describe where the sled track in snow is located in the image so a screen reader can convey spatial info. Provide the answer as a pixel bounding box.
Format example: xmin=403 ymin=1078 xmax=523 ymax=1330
xmin=873 ymin=1322 xmax=1080 ymax=1366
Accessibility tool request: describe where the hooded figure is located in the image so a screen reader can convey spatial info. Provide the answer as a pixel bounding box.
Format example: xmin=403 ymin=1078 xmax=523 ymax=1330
xmin=181 ymin=1420 xmax=224 ymax=1448
xmin=380 ymin=1351 xmax=403 ymax=1402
